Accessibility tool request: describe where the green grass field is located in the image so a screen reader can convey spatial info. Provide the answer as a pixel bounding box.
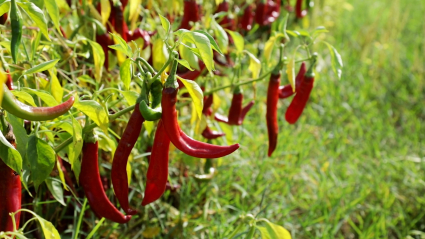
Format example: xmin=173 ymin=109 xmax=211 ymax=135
xmin=156 ymin=0 xmax=425 ymax=238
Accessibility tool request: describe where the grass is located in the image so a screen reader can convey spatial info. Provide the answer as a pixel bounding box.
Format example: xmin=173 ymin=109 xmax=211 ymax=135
xmin=33 ymin=0 xmax=425 ymax=238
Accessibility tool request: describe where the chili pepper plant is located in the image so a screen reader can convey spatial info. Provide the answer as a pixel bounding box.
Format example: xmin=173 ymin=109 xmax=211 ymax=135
xmin=0 ymin=0 xmax=342 ymax=237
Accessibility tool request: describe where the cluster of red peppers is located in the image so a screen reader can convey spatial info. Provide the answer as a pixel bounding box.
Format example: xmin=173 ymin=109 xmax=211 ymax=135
xmin=266 ymin=56 xmax=317 ymax=157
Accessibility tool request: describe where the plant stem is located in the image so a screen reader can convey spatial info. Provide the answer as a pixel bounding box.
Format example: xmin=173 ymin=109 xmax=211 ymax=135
xmin=134 ymin=57 xmax=155 ymax=74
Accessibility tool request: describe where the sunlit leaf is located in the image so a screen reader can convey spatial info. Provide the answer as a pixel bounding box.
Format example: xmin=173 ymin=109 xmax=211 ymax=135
xmin=23 ymin=59 xmax=60 ymax=75
xmin=48 ymin=68 xmax=63 ymax=103
xmin=88 ymin=40 xmax=105 ymax=82
xmin=225 ymin=30 xmax=244 ymax=53
xmin=17 ymin=2 xmax=50 ymax=40
xmin=120 ymin=58 xmax=132 ymax=90
xmin=286 ymin=58 xmax=295 ymax=91
xmin=158 ymin=14 xmax=171 ymax=35
xmin=177 ymin=76 xmax=203 ymax=119
xmin=100 ymin=0 xmax=111 ymax=25
xmin=245 ymin=51 xmax=261 ymax=79
xmin=256 ymin=219 xmax=292 ymax=239
xmin=73 ymin=100 xmax=109 ymax=133
xmin=44 ymin=0 xmax=60 ymax=34
xmin=323 ymin=41 xmax=343 ymax=79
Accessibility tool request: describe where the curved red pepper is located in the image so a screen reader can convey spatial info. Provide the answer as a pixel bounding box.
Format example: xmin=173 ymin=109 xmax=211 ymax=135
xmin=1 ymin=86 xmax=74 ymax=121
xmin=80 ymin=141 xmax=131 ymax=223
xmin=141 ymin=120 xmax=170 ymax=206
xmin=238 ymin=5 xmax=254 ymax=32
xmin=295 ymin=0 xmax=307 ymax=18
xmin=110 ymin=4 xmax=128 ymax=41
xmin=179 ymin=0 xmax=201 ymax=30
xmin=279 ymin=62 xmax=306 ymax=99
xmin=0 ymin=134 xmax=21 ymax=233
xmin=214 ymin=90 xmax=254 ymax=126
xmin=162 ymin=87 xmax=239 ymax=158
xmin=266 ymin=73 xmax=280 ymax=157
xmin=111 ymin=104 xmax=144 ymax=215
xmin=285 ymin=72 xmax=314 ymax=124
xmin=202 ymin=126 xmax=225 ymax=140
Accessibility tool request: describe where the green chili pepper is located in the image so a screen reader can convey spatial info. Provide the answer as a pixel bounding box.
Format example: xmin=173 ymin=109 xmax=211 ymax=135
xmin=10 ymin=0 xmax=23 ymax=63
xmin=139 ymin=80 xmax=162 ymax=121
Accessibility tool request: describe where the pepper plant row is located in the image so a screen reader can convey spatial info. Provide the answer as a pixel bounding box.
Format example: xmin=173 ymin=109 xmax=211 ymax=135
xmin=0 ymin=0 xmax=342 ymax=237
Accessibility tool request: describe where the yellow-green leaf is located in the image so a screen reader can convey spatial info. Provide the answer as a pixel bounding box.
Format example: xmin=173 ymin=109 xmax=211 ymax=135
xmin=120 ymin=58 xmax=132 ymax=90
xmin=68 ymin=117 xmax=82 ymax=183
xmin=73 ymin=100 xmax=109 ymax=133
xmin=245 ymin=51 xmax=261 ymax=79
xmin=0 ymin=1 xmax=10 ymax=16
xmin=128 ymin=0 xmax=141 ymax=21
xmin=88 ymin=40 xmax=105 ymax=82
xmin=11 ymin=90 xmax=37 ymax=106
xmin=48 ymin=68 xmax=63 ymax=103
xmin=23 ymin=88 xmax=58 ymax=107
xmin=100 ymin=0 xmax=111 ymax=25
xmin=121 ymin=90 xmax=138 ymax=106
xmin=225 ymin=30 xmax=244 ymax=53
xmin=44 ymin=0 xmax=60 ymax=34
xmin=256 ymin=219 xmax=292 ymax=239
xmin=178 ymin=76 xmax=203 ymax=119
xmin=17 ymin=2 xmax=50 ymax=40
xmin=286 ymin=58 xmax=295 ymax=91
xmin=158 ymin=14 xmax=171 ymax=34
xmin=0 ymin=70 xmax=7 ymax=106
xmin=23 ymin=59 xmax=60 ymax=75
xmin=152 ymin=38 xmax=169 ymax=71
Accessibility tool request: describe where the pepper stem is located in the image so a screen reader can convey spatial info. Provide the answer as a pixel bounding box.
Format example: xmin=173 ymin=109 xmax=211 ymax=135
xmin=164 ymin=51 xmax=179 ymax=89
xmin=306 ymin=53 xmax=317 ymax=77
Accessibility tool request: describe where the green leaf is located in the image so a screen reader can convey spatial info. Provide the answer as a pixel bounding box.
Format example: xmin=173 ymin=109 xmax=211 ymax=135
xmin=78 ymin=75 xmax=96 ymax=86
xmin=45 ymin=177 xmax=65 ymax=206
xmin=11 ymin=90 xmax=36 ymax=106
xmin=256 ymin=219 xmax=292 ymax=239
xmin=110 ymin=32 xmax=132 ymax=58
xmin=184 ymin=32 xmax=214 ymax=72
xmin=31 ymin=31 xmax=41 ymax=62
xmin=177 ymin=76 xmax=203 ymax=119
xmin=152 ymin=38 xmax=169 ymax=71
xmin=286 ymin=30 xmax=300 ymax=37
xmin=158 ymin=14 xmax=171 ymax=35
xmin=312 ymin=26 xmax=328 ymax=37
xmin=179 ymin=41 xmax=199 ymax=70
xmin=211 ymin=18 xmax=228 ymax=54
xmin=120 ymin=90 xmax=138 ymax=106
xmin=17 ymin=2 xmax=50 ymax=40
xmin=0 ymin=129 xmax=23 ymax=174
xmin=286 ymin=58 xmax=295 ymax=90
xmin=194 ymin=30 xmax=223 ymax=55
xmin=73 ymin=100 xmax=109 ymax=133
xmin=43 ymin=0 xmax=60 ymax=34
xmin=68 ymin=117 xmax=82 ymax=183
xmin=245 ymin=51 xmax=261 ymax=79
xmin=22 ymin=88 xmax=58 ymax=106
xmin=0 ymin=0 xmax=10 ymax=16
xmin=23 ymin=59 xmax=59 ymax=75
xmin=323 ymin=41 xmax=343 ymax=79
xmin=7 ymin=114 xmax=28 ymax=171
xmin=48 ymin=68 xmax=63 ymax=103
xmin=176 ymin=58 xmax=193 ymax=71
xmin=225 ymin=30 xmax=244 ymax=53
xmin=88 ymin=40 xmax=105 ymax=82
xmin=27 ymin=135 xmax=56 ymax=191
xmin=33 ymin=214 xmax=61 ymax=239
xmin=120 ymin=58 xmax=132 ymax=90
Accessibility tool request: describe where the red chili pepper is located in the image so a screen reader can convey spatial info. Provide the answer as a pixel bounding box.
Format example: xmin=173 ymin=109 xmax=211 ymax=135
xmin=59 ymin=26 xmax=67 ymax=39
xmin=0 ymin=125 xmax=21 ymax=233
xmin=202 ymin=126 xmax=225 ymax=140
xmin=5 ymin=71 xmax=13 ymax=90
xmin=80 ymin=140 xmax=131 ymax=223
xmin=214 ymin=88 xmax=254 ymax=125
xmin=141 ymin=119 xmax=170 ymax=206
xmin=161 ymin=56 xmax=239 ymax=158
xmin=238 ymin=4 xmax=254 ymax=32
xmin=266 ymin=73 xmax=280 ymax=157
xmin=111 ymin=104 xmax=144 ymax=215
xmin=179 ymin=0 xmax=202 ymax=30
xmin=278 ymin=62 xmax=306 ymax=99
xmin=202 ymin=94 xmax=213 ymax=116
xmin=295 ymin=0 xmax=308 ymax=18
xmin=285 ymin=66 xmax=315 ymax=124
xmin=0 ymin=13 xmax=8 ymax=25
xmin=1 ymin=86 xmax=74 ymax=121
